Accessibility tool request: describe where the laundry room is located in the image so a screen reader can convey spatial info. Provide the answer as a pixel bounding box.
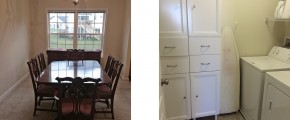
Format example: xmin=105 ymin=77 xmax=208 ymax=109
xmin=224 ymin=0 xmax=290 ymax=120
xmin=159 ymin=0 xmax=290 ymax=120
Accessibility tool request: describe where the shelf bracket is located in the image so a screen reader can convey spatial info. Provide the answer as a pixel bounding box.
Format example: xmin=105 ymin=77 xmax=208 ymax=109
xmin=265 ymin=17 xmax=269 ymax=24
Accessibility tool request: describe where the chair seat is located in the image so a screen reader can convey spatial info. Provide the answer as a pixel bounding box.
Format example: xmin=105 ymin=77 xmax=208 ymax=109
xmin=61 ymin=98 xmax=93 ymax=116
xmin=96 ymin=84 xmax=111 ymax=99
xmin=37 ymin=85 xmax=56 ymax=96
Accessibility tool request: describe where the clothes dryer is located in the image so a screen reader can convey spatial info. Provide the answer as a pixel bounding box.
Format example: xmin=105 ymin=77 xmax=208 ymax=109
xmin=240 ymin=46 xmax=290 ymax=120
xmin=261 ymin=71 xmax=290 ymax=120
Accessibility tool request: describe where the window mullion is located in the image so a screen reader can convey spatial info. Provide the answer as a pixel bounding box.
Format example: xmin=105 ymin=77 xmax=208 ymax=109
xmin=73 ymin=11 xmax=78 ymax=49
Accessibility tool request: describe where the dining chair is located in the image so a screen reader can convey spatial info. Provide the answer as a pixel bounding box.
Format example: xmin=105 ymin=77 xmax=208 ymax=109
xmin=27 ymin=58 xmax=56 ymax=116
xmin=104 ymin=54 xmax=113 ymax=73
xmin=95 ymin=60 xmax=123 ymax=119
xmin=55 ymin=77 xmax=101 ymax=120
xmin=102 ymin=58 xmax=118 ymax=106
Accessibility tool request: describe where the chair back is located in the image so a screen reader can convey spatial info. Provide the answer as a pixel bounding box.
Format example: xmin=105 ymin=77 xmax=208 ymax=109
xmin=27 ymin=58 xmax=40 ymax=93
xmin=37 ymin=54 xmax=43 ymax=72
xmin=66 ymin=49 xmax=84 ymax=61
xmin=107 ymin=59 xmax=117 ymax=77
xmin=104 ymin=54 xmax=113 ymax=73
xmin=32 ymin=58 xmax=41 ymax=79
xmin=40 ymin=52 xmax=47 ymax=69
xmin=55 ymin=77 xmax=101 ymax=120
xmin=37 ymin=54 xmax=44 ymax=72
xmin=109 ymin=61 xmax=123 ymax=100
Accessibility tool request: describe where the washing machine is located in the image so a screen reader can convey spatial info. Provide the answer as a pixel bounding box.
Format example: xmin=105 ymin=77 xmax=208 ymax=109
xmin=240 ymin=46 xmax=290 ymax=120
xmin=261 ymin=71 xmax=290 ymax=120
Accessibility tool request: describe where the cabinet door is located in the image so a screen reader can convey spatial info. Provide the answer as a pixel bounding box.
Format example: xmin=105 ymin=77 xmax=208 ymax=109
xmin=261 ymin=84 xmax=290 ymax=120
xmin=187 ymin=0 xmax=220 ymax=36
xmin=160 ymin=0 xmax=188 ymax=38
xmin=162 ymin=74 xmax=191 ymax=120
xmin=191 ymin=72 xmax=220 ymax=118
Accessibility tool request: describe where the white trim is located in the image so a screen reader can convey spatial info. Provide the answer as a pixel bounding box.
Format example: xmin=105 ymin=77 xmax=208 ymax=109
xmin=0 ymin=73 xmax=29 ymax=104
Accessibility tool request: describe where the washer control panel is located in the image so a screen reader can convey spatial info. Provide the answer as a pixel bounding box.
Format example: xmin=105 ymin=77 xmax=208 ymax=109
xmin=268 ymin=46 xmax=290 ymax=64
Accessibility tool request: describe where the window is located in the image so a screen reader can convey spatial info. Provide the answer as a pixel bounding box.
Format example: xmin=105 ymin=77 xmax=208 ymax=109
xmin=48 ymin=11 xmax=106 ymax=50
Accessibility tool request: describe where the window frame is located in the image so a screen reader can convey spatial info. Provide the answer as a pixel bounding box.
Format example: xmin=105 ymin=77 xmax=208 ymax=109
xmin=46 ymin=9 xmax=107 ymax=51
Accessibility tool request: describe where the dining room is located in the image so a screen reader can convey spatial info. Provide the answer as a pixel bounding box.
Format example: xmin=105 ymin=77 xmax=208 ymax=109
xmin=0 ymin=0 xmax=131 ymax=119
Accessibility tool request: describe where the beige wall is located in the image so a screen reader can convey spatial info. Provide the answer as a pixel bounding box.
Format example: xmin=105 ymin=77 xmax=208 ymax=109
xmin=120 ymin=0 xmax=131 ymax=79
xmin=222 ymin=0 xmax=237 ymax=29
xmin=0 ymin=0 xmax=31 ymax=96
xmin=30 ymin=0 xmax=130 ymax=78
xmin=222 ymin=0 xmax=285 ymax=57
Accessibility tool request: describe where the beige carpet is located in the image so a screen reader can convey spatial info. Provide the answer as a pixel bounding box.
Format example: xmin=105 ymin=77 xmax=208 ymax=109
xmin=0 ymin=77 xmax=131 ymax=120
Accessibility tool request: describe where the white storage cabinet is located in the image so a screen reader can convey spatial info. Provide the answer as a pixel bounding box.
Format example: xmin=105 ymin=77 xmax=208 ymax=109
xmin=160 ymin=0 xmax=220 ymax=119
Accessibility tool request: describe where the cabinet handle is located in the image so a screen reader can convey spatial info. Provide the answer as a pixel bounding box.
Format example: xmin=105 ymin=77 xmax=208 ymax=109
xmin=161 ymin=79 xmax=169 ymax=86
xmin=201 ymin=63 xmax=210 ymax=65
xmin=269 ymin=100 xmax=272 ymax=110
xmin=200 ymin=45 xmax=210 ymax=48
xmin=167 ymin=65 xmax=178 ymax=67
xmin=196 ymin=95 xmax=198 ymax=98
xmin=192 ymin=5 xmax=195 ymax=10
xmin=191 ymin=0 xmax=196 ymax=10
xmin=184 ymin=97 xmax=186 ymax=99
xmin=164 ymin=46 xmax=176 ymax=48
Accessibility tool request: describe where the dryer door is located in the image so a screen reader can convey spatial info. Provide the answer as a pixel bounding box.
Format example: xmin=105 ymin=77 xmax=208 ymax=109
xmin=262 ymin=84 xmax=290 ymax=120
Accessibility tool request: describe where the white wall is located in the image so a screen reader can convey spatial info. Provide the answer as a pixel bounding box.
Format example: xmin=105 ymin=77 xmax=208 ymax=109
xmin=0 ymin=0 xmax=31 ymax=97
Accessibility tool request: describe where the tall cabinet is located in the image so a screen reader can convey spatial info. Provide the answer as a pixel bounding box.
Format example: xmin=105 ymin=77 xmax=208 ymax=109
xmin=187 ymin=0 xmax=220 ymax=118
xmin=160 ymin=0 xmax=191 ymax=119
xmin=160 ymin=0 xmax=220 ymax=119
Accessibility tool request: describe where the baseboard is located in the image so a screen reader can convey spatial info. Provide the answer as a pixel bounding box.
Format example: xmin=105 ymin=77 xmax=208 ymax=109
xmin=120 ymin=75 xmax=129 ymax=81
xmin=239 ymin=109 xmax=247 ymax=120
xmin=0 ymin=72 xmax=29 ymax=104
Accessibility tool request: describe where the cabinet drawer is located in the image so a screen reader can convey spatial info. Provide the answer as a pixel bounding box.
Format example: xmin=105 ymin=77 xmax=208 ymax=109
xmin=161 ymin=57 xmax=189 ymax=74
xmin=160 ymin=38 xmax=188 ymax=56
xmin=190 ymin=55 xmax=220 ymax=72
xmin=189 ymin=37 xmax=220 ymax=55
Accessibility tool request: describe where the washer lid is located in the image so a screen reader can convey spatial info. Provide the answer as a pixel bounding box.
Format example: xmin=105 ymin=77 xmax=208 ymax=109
xmin=241 ymin=56 xmax=290 ymax=71
xmin=266 ymin=71 xmax=290 ymax=88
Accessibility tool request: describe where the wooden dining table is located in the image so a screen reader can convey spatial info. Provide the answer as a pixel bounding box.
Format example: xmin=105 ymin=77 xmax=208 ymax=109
xmin=37 ymin=60 xmax=111 ymax=85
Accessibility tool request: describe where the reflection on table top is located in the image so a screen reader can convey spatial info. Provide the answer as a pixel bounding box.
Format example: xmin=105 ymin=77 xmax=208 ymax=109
xmin=37 ymin=60 xmax=111 ymax=84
